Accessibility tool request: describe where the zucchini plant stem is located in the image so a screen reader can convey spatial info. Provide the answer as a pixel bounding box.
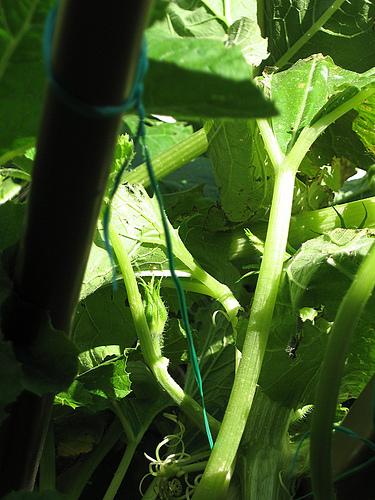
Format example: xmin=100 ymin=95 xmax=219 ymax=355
xmin=103 ymin=439 xmax=139 ymax=500
xmin=124 ymin=128 xmax=208 ymax=186
xmin=109 ymin=224 xmax=220 ymax=436
xmin=193 ymin=165 xmax=297 ymax=500
xmin=193 ymin=87 xmax=375 ymax=500
xmin=310 ymin=241 xmax=375 ymax=500
xmin=38 ymin=421 xmax=56 ymax=491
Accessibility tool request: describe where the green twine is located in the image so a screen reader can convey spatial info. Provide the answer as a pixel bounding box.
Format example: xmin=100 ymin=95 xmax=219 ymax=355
xmin=44 ymin=2 xmax=213 ymax=449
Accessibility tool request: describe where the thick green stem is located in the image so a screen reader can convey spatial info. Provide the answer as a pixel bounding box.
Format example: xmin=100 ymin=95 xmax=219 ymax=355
xmin=124 ymin=128 xmax=208 ymax=186
xmin=38 ymin=421 xmax=55 ymax=491
xmin=109 ymin=225 xmax=220 ymax=436
xmin=103 ymin=439 xmax=140 ymax=500
xmin=288 ymin=197 xmax=375 ymax=247
xmin=172 ymin=243 xmax=241 ymax=323
xmin=239 ymin=389 xmax=293 ymax=500
xmin=193 ymin=166 xmax=296 ymax=500
xmin=256 ymin=119 xmax=284 ymax=168
xmin=275 ymin=0 xmax=347 ymax=69
xmin=310 ymin=242 xmax=375 ymax=500
xmin=227 ymin=196 xmax=375 ymax=264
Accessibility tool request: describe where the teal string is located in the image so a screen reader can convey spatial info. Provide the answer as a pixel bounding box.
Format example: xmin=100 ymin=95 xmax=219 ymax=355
xmin=137 ymin=101 xmax=214 ymax=449
xmin=43 ymin=3 xmax=146 ymax=117
xmin=44 ymin=2 xmax=213 ymax=449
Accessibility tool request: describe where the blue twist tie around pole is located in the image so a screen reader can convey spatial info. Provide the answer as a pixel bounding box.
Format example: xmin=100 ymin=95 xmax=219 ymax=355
xmin=43 ymin=3 xmax=147 ymax=117
xmin=43 ymin=2 xmax=214 ymax=449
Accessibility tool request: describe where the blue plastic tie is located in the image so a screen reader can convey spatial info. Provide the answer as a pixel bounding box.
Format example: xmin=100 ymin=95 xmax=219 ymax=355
xmin=43 ymin=4 xmax=146 ymax=117
xmin=44 ymin=3 xmax=213 ymax=449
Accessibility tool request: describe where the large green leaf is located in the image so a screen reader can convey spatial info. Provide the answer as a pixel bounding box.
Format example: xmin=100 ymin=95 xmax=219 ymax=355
xmin=264 ymin=0 xmax=375 ymax=72
xmin=264 ymin=55 xmax=330 ymax=154
xmin=124 ymin=116 xmax=193 ymax=160
xmin=119 ymin=360 xmax=170 ymax=438
xmin=56 ymin=345 xmax=131 ymax=411
xmin=260 ymin=54 xmax=375 ymax=159
xmin=145 ymin=1 xmax=273 ymax=118
xmin=0 ymin=201 xmax=25 ymax=251
xmin=353 ymin=91 xmax=375 ymax=157
xmin=145 ymin=33 xmax=275 ymax=119
xmin=207 ymin=120 xmax=273 ymax=222
xmin=258 ymin=229 xmax=375 ymax=408
xmin=73 ymin=285 xmax=136 ymax=352
xmin=0 ymin=0 xmax=53 ymax=160
xmin=151 ymin=0 xmax=257 ymax=39
xmin=208 ymin=55 xmax=374 ymax=225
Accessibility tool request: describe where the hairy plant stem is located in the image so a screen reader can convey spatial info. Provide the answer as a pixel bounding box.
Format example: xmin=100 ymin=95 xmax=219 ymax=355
xmin=310 ymin=242 xmax=375 ymax=500
xmin=275 ymin=0 xmax=347 ymax=69
xmin=172 ymin=242 xmax=241 ymax=323
xmin=193 ymin=165 xmax=297 ymax=500
xmin=124 ymin=128 xmax=208 ymax=186
xmin=109 ymin=225 xmax=220 ymax=436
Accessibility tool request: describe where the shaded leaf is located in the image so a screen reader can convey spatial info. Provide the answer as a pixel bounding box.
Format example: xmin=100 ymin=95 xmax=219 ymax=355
xmin=0 ymin=201 xmax=24 ymax=251
xmin=0 ymin=341 xmax=24 ymax=423
xmin=119 ymin=360 xmax=170 ymax=438
xmin=258 ymin=229 xmax=375 ymax=408
xmin=19 ymin=313 xmax=79 ymax=395
xmin=56 ymin=346 xmax=131 ymax=411
xmin=264 ymin=0 xmax=375 ymax=72
xmin=145 ymin=33 xmax=276 ymax=119
xmin=1 ymin=292 xmax=78 ymax=395
xmin=207 ymin=120 xmax=273 ymax=222
xmin=0 ymin=0 xmax=53 ymax=158
xmin=74 ymin=285 xmax=136 ymax=352
xmin=353 ymin=91 xmax=375 ymax=157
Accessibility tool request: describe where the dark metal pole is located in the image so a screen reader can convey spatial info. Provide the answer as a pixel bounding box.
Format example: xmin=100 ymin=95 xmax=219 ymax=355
xmin=0 ymin=0 xmax=152 ymax=492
